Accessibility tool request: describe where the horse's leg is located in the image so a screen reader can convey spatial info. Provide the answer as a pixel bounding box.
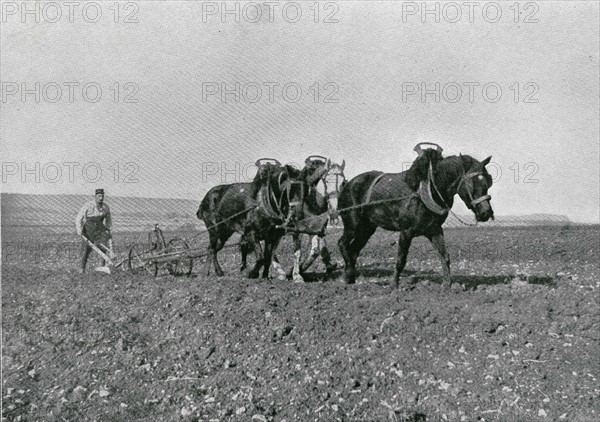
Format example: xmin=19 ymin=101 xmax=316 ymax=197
xmin=299 ymin=235 xmax=336 ymax=275
xmin=340 ymin=225 xmax=376 ymax=284
xmin=348 ymin=226 xmax=376 ymax=279
xmin=292 ymin=234 xmax=304 ymax=282
xmin=319 ymin=237 xmax=338 ymax=274
xmin=426 ymin=227 xmax=451 ymax=287
xmin=393 ymin=231 xmax=413 ymax=289
xmin=245 ymin=232 xmax=264 ymax=279
xmin=271 ymin=252 xmax=287 ymax=280
xmin=208 ymin=230 xmax=230 ymax=277
xmin=339 ymin=228 xmax=356 ymax=284
xmin=299 ymin=235 xmax=320 ymax=273
xmin=262 ymin=235 xmax=282 ymax=279
xmin=239 ymin=235 xmax=249 ymax=272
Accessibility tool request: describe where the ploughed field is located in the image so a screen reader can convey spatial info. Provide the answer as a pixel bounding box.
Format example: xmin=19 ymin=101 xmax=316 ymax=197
xmin=2 ymin=225 xmax=599 ymax=421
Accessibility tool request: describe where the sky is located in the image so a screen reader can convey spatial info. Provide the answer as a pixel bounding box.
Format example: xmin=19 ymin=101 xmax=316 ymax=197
xmin=1 ymin=1 xmax=599 ymax=223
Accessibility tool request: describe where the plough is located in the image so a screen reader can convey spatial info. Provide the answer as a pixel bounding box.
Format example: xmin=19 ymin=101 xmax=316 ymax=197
xmin=126 ymin=224 xmax=198 ymax=277
xmin=83 ymin=224 xmax=203 ymax=276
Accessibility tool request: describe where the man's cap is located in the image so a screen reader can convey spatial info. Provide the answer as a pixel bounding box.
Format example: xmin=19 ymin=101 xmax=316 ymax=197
xmin=95 ymin=188 xmax=104 ymax=195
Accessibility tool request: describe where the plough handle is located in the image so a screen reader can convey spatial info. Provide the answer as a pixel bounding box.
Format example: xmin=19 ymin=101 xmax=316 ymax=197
xmin=81 ymin=235 xmax=115 ymax=266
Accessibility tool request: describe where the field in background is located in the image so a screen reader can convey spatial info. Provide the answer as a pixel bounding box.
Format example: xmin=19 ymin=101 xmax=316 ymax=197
xmin=0 ymin=193 xmax=580 ymax=237
xmin=3 ymin=223 xmax=599 ymax=421
xmin=1 ymin=193 xmax=204 ymax=234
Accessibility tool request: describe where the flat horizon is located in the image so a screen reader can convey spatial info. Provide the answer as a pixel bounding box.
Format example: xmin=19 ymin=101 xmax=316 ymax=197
xmin=1 ymin=191 xmax=597 ymax=225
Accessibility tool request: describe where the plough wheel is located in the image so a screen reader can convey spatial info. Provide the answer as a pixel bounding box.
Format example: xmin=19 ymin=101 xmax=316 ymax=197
xmin=166 ymin=237 xmax=193 ymax=277
xmin=128 ymin=244 xmax=158 ymax=276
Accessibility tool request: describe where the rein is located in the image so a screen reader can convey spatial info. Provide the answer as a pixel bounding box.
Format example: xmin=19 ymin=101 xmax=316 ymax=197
xmin=426 ymin=162 xmax=491 ymax=226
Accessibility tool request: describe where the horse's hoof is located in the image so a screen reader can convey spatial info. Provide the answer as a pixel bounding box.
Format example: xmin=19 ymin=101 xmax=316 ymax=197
xmin=244 ymin=268 xmax=259 ymax=279
xmin=293 ymin=275 xmax=305 ymax=283
xmin=325 ymin=263 xmax=339 ymax=274
xmin=215 ymin=270 xmax=224 ymax=277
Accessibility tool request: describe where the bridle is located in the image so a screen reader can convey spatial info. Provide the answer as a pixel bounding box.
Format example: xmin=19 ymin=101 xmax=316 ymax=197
xmin=454 ymin=170 xmax=492 ymax=209
xmin=430 ymin=163 xmax=492 ymax=210
xmin=306 ymin=156 xmax=346 ymax=221
xmin=321 ymin=169 xmax=346 ymax=220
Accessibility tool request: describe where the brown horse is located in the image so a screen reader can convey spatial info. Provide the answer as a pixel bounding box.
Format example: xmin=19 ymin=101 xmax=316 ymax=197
xmin=197 ymin=159 xmax=328 ymax=278
xmin=338 ymin=143 xmax=494 ymax=287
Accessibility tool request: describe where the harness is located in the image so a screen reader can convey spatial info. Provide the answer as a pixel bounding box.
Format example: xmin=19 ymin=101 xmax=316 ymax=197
xmin=419 ymin=163 xmax=449 ymax=216
xmin=364 ymin=173 xmax=386 ymax=204
xmin=363 ymin=162 xmax=491 ymax=218
xmin=420 ymin=162 xmax=492 ymax=215
xmin=258 ymin=171 xmax=305 ymax=229
xmin=456 ymin=170 xmax=492 ymax=207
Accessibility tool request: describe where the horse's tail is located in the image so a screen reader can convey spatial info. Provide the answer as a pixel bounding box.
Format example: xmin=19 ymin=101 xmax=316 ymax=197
xmin=196 ymin=202 xmax=204 ymax=221
xmin=197 ymin=192 xmax=213 ymax=222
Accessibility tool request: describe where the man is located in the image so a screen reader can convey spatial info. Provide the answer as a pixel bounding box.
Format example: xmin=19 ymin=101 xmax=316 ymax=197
xmin=76 ymin=188 xmax=113 ymax=273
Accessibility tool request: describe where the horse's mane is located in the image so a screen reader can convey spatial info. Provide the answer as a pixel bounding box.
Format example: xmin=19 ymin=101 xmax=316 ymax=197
xmin=302 ymin=159 xmax=327 ymax=187
xmin=252 ymin=163 xmax=304 ymax=194
xmin=251 ymin=163 xmax=279 ymax=196
xmin=433 ymin=154 xmax=493 ymax=188
xmin=404 ymin=148 xmax=444 ymax=190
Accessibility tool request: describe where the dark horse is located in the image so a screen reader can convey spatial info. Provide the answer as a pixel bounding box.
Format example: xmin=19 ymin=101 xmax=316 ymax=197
xmin=197 ymin=159 xmax=328 ymax=278
xmin=338 ymin=143 xmax=494 ymax=287
xmin=267 ymin=156 xmax=347 ymax=281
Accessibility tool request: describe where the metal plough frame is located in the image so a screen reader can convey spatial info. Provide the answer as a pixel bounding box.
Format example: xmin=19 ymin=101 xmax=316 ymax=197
xmin=127 ymin=226 xmax=197 ymax=277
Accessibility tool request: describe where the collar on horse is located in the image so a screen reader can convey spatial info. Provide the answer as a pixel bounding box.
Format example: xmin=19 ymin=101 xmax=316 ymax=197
xmin=419 ymin=163 xmax=449 ymax=216
xmin=257 ymin=171 xmax=304 ymax=229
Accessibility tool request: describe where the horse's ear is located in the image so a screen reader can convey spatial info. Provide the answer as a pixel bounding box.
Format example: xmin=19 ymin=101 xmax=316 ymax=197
xmin=341 ymin=159 xmax=346 ymax=171
xmin=481 ymin=156 xmax=492 ymax=167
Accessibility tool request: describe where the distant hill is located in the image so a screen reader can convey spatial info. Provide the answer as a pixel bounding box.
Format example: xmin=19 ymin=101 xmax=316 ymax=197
xmin=1 ymin=193 xmax=205 ymax=234
xmin=1 ymin=193 xmax=575 ymax=234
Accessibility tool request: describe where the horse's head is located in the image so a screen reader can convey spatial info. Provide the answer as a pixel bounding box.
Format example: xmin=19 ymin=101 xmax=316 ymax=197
xmin=457 ymin=155 xmax=494 ymax=222
xmin=322 ymin=160 xmax=347 ymax=217
xmin=303 ymin=156 xmax=347 ymax=217
xmin=303 ymin=155 xmax=330 ymax=186
xmin=254 ymin=161 xmax=307 ymax=223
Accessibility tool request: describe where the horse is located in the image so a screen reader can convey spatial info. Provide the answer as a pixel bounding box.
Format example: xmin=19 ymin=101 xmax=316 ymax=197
xmin=337 ymin=143 xmax=494 ymax=287
xmin=197 ymin=158 xmax=328 ymax=279
xmin=268 ymin=156 xmax=347 ymax=282
xmin=237 ymin=156 xmax=345 ymax=281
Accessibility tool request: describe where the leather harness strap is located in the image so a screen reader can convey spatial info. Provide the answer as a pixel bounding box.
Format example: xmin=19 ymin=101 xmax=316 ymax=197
xmin=364 ymin=172 xmax=385 ymax=204
xmin=419 ymin=163 xmax=449 ymax=216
